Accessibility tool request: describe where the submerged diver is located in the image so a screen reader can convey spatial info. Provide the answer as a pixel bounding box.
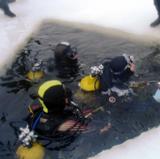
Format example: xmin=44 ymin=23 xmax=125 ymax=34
xmin=0 ymin=0 xmax=16 ymax=17
xmin=54 ymin=42 xmax=79 ymax=78
xmin=151 ymin=0 xmax=160 ymax=27
xmin=27 ymin=80 xmax=86 ymax=137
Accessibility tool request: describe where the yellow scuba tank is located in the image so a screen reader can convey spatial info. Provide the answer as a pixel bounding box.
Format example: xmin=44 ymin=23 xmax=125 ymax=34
xmin=79 ymin=75 xmax=100 ymax=92
xmin=16 ymin=142 xmax=45 ymax=159
xmin=26 ymin=62 xmax=45 ymax=81
xmin=26 ymin=71 xmax=45 ymax=81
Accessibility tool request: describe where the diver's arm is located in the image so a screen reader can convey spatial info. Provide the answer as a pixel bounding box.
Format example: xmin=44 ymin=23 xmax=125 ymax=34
xmin=100 ymin=65 xmax=113 ymax=94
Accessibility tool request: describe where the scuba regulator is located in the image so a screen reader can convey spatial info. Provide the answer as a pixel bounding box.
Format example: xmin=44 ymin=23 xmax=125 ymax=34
xmin=18 ymin=125 xmax=38 ymax=147
xmin=90 ymin=64 xmax=104 ymax=77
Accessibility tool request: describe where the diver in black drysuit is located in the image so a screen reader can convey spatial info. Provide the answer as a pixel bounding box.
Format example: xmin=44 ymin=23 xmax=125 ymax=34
xmin=54 ymin=42 xmax=79 ymax=78
xmin=27 ymin=80 xmax=85 ymax=137
xmin=100 ymin=55 xmax=135 ymax=94
xmin=151 ymin=0 xmax=160 ymax=27
xmin=0 ymin=0 xmax=16 ymax=17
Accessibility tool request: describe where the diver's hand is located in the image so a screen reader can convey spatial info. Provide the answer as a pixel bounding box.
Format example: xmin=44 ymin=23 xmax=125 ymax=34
xmin=101 ymin=89 xmax=112 ymax=96
xmin=130 ymin=63 xmax=136 ymax=72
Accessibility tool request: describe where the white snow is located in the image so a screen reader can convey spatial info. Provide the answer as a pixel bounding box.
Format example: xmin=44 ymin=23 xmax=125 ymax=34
xmin=89 ymin=127 xmax=160 ymax=159
xmin=1 ymin=0 xmax=160 ymax=158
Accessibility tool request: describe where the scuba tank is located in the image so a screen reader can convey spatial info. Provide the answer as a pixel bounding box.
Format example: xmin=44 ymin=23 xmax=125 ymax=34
xmin=26 ymin=61 xmax=45 ymax=81
xmin=16 ymin=125 xmax=45 ymax=159
xmin=79 ymin=65 xmax=103 ymax=92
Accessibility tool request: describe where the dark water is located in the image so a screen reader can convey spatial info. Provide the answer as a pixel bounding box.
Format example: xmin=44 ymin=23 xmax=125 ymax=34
xmin=0 ymin=22 xmax=160 ymax=159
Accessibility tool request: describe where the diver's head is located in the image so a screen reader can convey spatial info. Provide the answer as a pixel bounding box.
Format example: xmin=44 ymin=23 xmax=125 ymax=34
xmin=43 ymin=85 xmax=66 ymax=114
xmin=37 ymin=80 xmax=72 ymax=115
xmin=123 ymin=54 xmax=135 ymax=64
xmin=54 ymin=42 xmax=78 ymax=63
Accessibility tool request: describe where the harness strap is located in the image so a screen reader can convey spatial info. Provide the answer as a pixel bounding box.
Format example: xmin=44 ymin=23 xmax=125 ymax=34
xmin=31 ymin=111 xmax=44 ymax=130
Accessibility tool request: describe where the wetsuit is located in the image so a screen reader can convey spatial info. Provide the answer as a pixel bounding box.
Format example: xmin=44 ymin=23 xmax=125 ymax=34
xmin=55 ymin=61 xmax=79 ymax=78
xmin=27 ymin=80 xmax=86 ymax=137
xmin=100 ymin=56 xmax=134 ymax=92
xmin=27 ymin=100 xmax=84 ymax=137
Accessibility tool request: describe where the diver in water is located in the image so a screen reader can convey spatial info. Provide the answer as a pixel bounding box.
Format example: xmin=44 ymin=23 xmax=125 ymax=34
xmin=0 ymin=0 xmax=16 ymax=17
xmin=83 ymin=54 xmax=135 ymax=97
xmin=151 ymin=0 xmax=160 ymax=27
xmin=100 ymin=54 xmax=136 ymax=96
xmin=27 ymin=80 xmax=86 ymax=137
xmin=54 ymin=42 xmax=79 ymax=78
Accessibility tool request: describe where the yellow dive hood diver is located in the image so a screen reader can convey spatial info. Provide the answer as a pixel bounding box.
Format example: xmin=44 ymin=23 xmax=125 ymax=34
xmin=79 ymin=75 xmax=100 ymax=92
xmin=16 ymin=143 xmax=45 ymax=159
xmin=38 ymin=80 xmax=62 ymax=113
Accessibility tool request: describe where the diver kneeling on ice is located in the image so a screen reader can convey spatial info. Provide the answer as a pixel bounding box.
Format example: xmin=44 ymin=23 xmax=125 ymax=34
xmin=54 ymin=42 xmax=79 ymax=78
xmin=27 ymin=80 xmax=86 ymax=138
xmin=80 ymin=54 xmax=136 ymax=97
